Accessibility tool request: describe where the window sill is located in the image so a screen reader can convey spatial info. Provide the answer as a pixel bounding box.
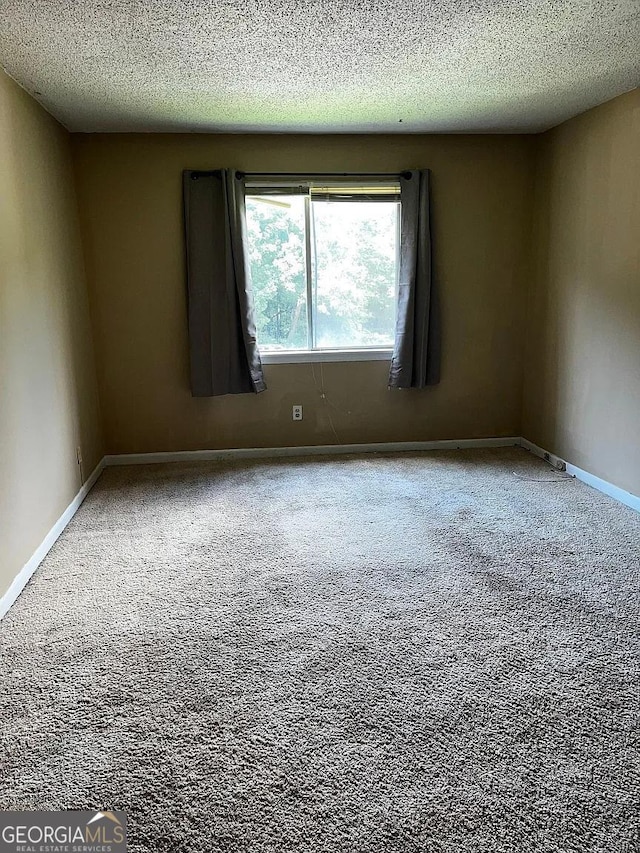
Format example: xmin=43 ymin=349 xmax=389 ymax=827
xmin=260 ymin=348 xmax=393 ymax=364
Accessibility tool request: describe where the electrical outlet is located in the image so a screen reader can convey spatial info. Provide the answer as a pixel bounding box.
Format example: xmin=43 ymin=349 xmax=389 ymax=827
xmin=292 ymin=405 xmax=303 ymax=421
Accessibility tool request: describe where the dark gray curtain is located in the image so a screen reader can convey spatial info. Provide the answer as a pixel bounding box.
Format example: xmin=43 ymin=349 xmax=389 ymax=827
xmin=183 ymin=168 xmax=266 ymax=396
xmin=389 ymin=169 xmax=441 ymax=388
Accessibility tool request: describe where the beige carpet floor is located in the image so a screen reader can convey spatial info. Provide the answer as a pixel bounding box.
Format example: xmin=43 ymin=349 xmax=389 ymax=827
xmin=1 ymin=447 xmax=639 ymax=852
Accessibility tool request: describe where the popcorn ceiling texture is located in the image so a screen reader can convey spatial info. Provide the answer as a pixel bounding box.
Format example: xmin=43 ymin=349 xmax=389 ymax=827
xmin=1 ymin=0 xmax=639 ymax=133
xmin=1 ymin=448 xmax=639 ymax=851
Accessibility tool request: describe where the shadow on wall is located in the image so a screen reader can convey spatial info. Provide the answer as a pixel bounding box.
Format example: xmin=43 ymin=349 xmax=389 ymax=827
xmin=0 ymin=73 xmax=103 ymax=599
xmin=523 ymin=90 xmax=640 ymax=495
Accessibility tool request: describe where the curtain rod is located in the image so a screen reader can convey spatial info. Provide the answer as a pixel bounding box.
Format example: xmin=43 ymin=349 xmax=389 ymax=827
xmin=239 ymin=170 xmax=412 ymax=180
xmin=190 ymin=170 xmax=413 ymax=180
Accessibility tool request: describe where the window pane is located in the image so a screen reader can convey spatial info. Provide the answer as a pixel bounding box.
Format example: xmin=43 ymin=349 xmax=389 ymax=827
xmin=245 ymin=194 xmax=308 ymax=351
xmin=311 ymin=200 xmax=398 ymax=349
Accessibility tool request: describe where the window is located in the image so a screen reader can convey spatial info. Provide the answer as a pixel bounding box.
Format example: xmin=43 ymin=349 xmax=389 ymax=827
xmin=245 ymin=181 xmax=400 ymax=361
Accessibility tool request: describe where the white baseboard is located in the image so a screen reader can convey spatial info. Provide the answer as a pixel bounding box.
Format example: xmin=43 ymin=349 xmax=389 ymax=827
xmin=103 ymin=436 xmax=521 ymax=467
xmin=0 ymin=459 xmax=105 ymax=621
xmin=563 ymin=461 xmax=640 ymax=513
xmin=520 ymin=438 xmax=640 ymax=514
xmin=3 ymin=434 xmax=637 ymax=622
xmin=0 ymin=437 xmax=519 ymax=621
xmin=102 ymin=436 xmax=638 ymax=514
xmin=519 ymin=438 xmax=568 ymax=471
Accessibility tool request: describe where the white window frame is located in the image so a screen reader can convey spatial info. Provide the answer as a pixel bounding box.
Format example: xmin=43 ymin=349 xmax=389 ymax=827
xmin=260 ymin=348 xmax=393 ymax=364
xmin=246 ymin=180 xmax=399 ymax=364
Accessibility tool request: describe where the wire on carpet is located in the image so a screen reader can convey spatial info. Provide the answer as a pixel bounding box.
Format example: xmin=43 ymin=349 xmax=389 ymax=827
xmin=512 ymin=471 xmax=575 ymax=483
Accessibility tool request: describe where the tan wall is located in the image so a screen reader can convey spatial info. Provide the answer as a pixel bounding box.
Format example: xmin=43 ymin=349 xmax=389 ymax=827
xmin=72 ymin=133 xmax=535 ymax=454
xmin=523 ymin=89 xmax=640 ymax=495
xmin=0 ymin=72 xmax=103 ymax=599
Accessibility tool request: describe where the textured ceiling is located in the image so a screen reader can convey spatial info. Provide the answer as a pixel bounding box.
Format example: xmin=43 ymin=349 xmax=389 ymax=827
xmin=1 ymin=0 xmax=639 ymax=133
